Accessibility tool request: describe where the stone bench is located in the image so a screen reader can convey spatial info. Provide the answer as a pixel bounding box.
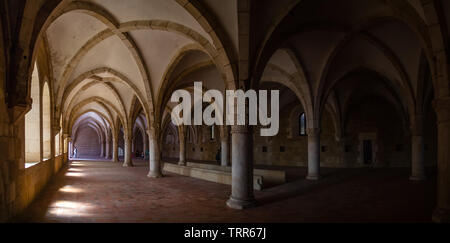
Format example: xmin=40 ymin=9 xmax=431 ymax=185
xmin=163 ymin=163 xmax=264 ymax=191
xmin=186 ymin=162 xmax=286 ymax=186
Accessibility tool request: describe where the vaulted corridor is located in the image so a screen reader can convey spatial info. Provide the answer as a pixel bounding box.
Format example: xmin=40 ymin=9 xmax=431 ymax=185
xmin=2 ymin=0 xmax=450 ymax=223
xmin=13 ymin=159 xmax=436 ymax=223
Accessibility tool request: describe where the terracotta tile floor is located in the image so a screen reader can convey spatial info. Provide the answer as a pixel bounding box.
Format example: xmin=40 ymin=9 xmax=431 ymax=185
xmin=13 ymin=159 xmax=437 ymax=223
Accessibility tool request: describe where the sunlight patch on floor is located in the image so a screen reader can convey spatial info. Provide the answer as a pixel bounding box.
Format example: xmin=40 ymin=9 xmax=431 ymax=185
xmin=47 ymin=201 xmax=93 ymax=217
xmin=25 ymin=162 xmax=39 ymax=169
xmin=65 ymin=172 xmax=86 ymax=177
xmin=59 ymin=185 xmax=84 ymax=194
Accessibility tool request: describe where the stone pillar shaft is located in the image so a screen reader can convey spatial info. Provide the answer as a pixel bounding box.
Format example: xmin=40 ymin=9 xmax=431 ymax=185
xmin=411 ymin=135 xmax=426 ymax=180
xmin=100 ymin=140 xmax=105 ymax=158
xmin=69 ymin=142 xmax=73 ymax=158
xmin=307 ymin=128 xmax=321 ymax=180
xmin=221 ymin=138 xmax=230 ymax=166
xmin=112 ymin=138 xmax=119 ymax=163
xmin=143 ymin=140 xmax=148 ymax=159
xmin=65 ymin=136 xmax=71 ymax=162
xmin=226 ymin=125 xmax=256 ymax=209
xmin=432 ymin=98 xmax=450 ymax=222
xmin=179 ymin=131 xmax=186 ymax=166
xmin=105 ymin=138 xmax=111 ymax=159
xmin=148 ymin=128 xmax=163 ymax=178
xmin=123 ymin=135 xmax=133 ymax=167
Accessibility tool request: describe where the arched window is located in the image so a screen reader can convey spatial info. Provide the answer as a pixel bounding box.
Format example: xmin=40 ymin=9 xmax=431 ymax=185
xmin=42 ymin=82 xmax=51 ymax=160
xmin=55 ymin=133 xmax=60 ymax=156
xmin=299 ymin=113 xmax=307 ymax=136
xmin=25 ymin=63 xmax=41 ymax=167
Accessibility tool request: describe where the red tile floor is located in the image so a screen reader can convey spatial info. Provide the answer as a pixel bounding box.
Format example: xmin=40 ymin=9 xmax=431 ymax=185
xmin=13 ymin=159 xmax=437 ymax=223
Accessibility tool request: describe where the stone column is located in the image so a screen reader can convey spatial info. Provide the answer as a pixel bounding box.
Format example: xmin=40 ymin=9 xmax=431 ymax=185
xmin=69 ymin=141 xmax=73 ymax=158
xmin=432 ymin=98 xmax=450 ymax=222
xmin=148 ymin=127 xmax=163 ymax=178
xmin=105 ymin=136 xmax=111 ymax=159
xmin=100 ymin=139 xmax=105 ymax=158
xmin=59 ymin=132 xmax=64 ymax=156
xmin=410 ymin=119 xmax=426 ymax=181
xmin=65 ymin=135 xmax=71 ymax=161
xmin=178 ymin=128 xmax=187 ymax=166
xmin=123 ymin=134 xmax=134 ymax=167
xmin=112 ymin=138 xmax=119 ymax=163
xmin=226 ymin=125 xmax=256 ymax=209
xmin=221 ymin=127 xmax=230 ymax=166
xmin=307 ymin=128 xmax=321 ymax=180
xmin=143 ymin=138 xmax=148 ymax=160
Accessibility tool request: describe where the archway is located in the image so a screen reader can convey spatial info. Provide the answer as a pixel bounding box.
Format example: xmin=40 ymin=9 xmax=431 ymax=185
xmin=25 ymin=63 xmax=41 ymax=166
xmin=42 ymin=82 xmax=51 ymax=160
xmin=74 ymin=125 xmax=101 ymax=158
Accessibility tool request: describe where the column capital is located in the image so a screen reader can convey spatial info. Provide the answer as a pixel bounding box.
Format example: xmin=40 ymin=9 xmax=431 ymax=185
xmin=410 ymin=114 xmax=424 ymax=136
xmin=124 ymin=133 xmax=132 ymax=141
xmin=410 ymin=124 xmax=424 ymax=136
xmin=220 ymin=125 xmax=230 ymax=139
xmin=148 ymin=125 xmax=161 ymax=138
xmin=52 ymin=125 xmax=61 ymax=135
xmin=231 ymin=125 xmax=252 ymax=134
xmin=307 ymin=128 xmax=321 ymax=136
xmin=8 ymin=104 xmax=29 ymax=125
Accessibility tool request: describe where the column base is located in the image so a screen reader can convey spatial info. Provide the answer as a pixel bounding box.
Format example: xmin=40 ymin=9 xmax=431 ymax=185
xmin=178 ymin=161 xmax=186 ymax=166
xmin=147 ymin=171 xmax=163 ymax=178
xmin=226 ymin=197 xmax=257 ymax=210
xmin=410 ymin=174 xmax=427 ymax=181
xmin=122 ymin=162 xmax=134 ymax=167
xmin=432 ymin=208 xmax=450 ymax=223
xmin=306 ymin=174 xmax=321 ymax=180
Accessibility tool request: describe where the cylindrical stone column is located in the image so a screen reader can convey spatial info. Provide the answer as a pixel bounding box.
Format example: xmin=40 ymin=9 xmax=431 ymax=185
xmin=221 ymin=137 xmax=230 ymax=167
xmin=65 ymin=136 xmax=71 ymax=162
xmin=69 ymin=142 xmax=73 ymax=158
xmin=100 ymin=140 xmax=105 ymax=158
xmin=143 ymin=139 xmax=148 ymax=160
xmin=307 ymin=128 xmax=321 ymax=180
xmin=432 ymin=98 xmax=450 ymax=222
xmin=226 ymin=125 xmax=256 ymax=210
xmin=179 ymin=130 xmax=187 ymax=166
xmin=148 ymin=128 xmax=163 ymax=178
xmin=123 ymin=135 xmax=134 ymax=167
xmin=105 ymin=137 xmax=111 ymax=159
xmin=411 ymin=134 xmax=426 ymax=181
xmin=112 ymin=138 xmax=119 ymax=163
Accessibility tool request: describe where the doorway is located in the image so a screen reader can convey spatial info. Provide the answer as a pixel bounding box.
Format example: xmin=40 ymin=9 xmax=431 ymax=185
xmin=363 ymin=140 xmax=373 ymax=165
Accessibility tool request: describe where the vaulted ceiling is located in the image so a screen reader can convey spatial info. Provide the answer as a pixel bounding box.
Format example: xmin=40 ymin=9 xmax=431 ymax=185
xmin=29 ymin=0 xmax=448 ymax=140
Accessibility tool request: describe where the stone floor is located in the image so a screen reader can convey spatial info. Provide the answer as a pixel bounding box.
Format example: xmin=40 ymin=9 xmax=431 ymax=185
xmin=13 ymin=159 xmax=436 ymax=223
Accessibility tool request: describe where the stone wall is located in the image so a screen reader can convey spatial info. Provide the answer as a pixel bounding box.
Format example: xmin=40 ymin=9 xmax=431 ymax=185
xmin=162 ymin=100 xmax=438 ymax=169
xmin=253 ymin=103 xmax=341 ymax=167
xmin=74 ymin=126 xmax=101 ymax=158
xmin=163 ymin=126 xmax=222 ymax=162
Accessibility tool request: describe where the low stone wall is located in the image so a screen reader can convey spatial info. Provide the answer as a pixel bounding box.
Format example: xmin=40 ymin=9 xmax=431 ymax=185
xmin=54 ymin=155 xmax=64 ymax=174
xmin=186 ymin=162 xmax=286 ymax=185
xmin=2 ymin=154 xmax=68 ymax=222
xmin=163 ymin=163 xmax=264 ymax=190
